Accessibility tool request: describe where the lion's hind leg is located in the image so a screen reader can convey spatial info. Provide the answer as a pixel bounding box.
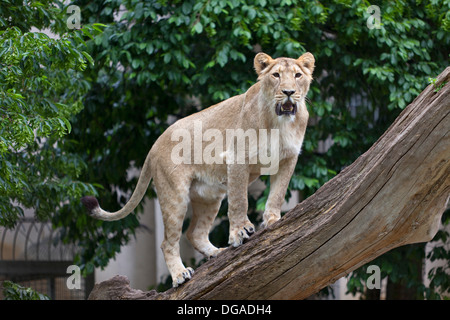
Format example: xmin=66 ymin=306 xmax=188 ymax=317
xmin=157 ymin=178 xmax=194 ymax=287
xmin=187 ymin=196 xmax=226 ymax=259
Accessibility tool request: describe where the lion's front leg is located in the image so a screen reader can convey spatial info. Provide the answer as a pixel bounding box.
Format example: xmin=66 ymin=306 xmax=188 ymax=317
xmin=262 ymin=156 xmax=298 ymax=228
xmin=227 ymin=164 xmax=255 ymax=247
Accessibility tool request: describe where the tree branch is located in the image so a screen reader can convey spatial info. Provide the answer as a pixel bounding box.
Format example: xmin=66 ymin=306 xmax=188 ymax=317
xmin=89 ymin=67 xmax=450 ymax=300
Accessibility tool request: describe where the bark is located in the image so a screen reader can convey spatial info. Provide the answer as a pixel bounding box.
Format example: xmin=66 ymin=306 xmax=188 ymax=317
xmin=89 ymin=67 xmax=450 ymax=300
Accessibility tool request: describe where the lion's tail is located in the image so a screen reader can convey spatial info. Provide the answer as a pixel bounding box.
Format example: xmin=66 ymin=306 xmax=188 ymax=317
xmin=81 ymin=150 xmax=152 ymax=221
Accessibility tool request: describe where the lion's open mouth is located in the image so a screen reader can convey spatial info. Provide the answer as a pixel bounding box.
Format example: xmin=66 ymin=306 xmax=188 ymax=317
xmin=275 ymin=101 xmax=297 ymax=116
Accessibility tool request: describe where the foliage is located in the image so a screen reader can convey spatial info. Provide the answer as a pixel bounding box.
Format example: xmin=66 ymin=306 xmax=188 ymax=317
xmin=2 ymin=280 xmax=49 ymax=300
xmin=425 ymin=211 xmax=450 ymax=299
xmin=0 ymin=1 xmax=103 ymax=229
xmin=1 ymin=0 xmax=449 ymax=298
xmin=428 ymin=76 xmax=447 ymax=92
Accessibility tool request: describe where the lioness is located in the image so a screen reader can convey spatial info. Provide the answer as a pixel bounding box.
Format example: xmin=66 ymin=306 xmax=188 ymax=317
xmin=81 ymin=52 xmax=315 ymax=287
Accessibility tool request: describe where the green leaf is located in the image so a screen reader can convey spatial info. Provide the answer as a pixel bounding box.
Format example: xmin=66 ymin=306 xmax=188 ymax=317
xmin=182 ymin=2 xmax=192 ymax=15
xmin=81 ymin=27 xmax=93 ymax=39
xmin=192 ymin=22 xmax=203 ymax=34
xmin=132 ymin=59 xmax=140 ymax=69
xmin=81 ymin=51 xmax=94 ymax=65
xmin=93 ymin=23 xmax=107 ymax=28
xmin=61 ymin=117 xmax=72 ymax=134
xmin=421 ymin=63 xmax=431 ymax=74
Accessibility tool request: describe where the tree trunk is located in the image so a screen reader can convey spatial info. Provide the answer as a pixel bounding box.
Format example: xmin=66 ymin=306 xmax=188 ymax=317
xmin=88 ymin=67 xmax=450 ymax=300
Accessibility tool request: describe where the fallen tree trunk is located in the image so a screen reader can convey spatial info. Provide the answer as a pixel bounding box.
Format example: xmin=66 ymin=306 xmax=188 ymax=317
xmin=89 ymin=67 xmax=450 ymax=300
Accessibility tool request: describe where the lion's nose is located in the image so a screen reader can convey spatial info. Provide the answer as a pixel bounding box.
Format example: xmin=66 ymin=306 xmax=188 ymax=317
xmin=282 ymin=89 xmax=296 ymax=97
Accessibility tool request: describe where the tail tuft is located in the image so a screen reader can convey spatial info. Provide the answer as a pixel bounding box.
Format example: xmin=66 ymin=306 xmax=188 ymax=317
xmin=81 ymin=196 xmax=100 ymax=215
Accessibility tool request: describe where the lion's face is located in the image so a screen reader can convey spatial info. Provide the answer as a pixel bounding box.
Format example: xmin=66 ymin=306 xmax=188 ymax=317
xmin=254 ymin=52 xmax=315 ymax=117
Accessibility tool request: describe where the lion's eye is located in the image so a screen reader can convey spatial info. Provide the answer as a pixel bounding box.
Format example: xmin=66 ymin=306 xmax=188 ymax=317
xmin=272 ymin=72 xmax=280 ymax=78
xmin=295 ymin=73 xmax=302 ymax=78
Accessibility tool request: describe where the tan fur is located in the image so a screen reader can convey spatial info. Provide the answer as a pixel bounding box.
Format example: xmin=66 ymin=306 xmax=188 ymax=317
xmin=83 ymin=52 xmax=315 ymax=287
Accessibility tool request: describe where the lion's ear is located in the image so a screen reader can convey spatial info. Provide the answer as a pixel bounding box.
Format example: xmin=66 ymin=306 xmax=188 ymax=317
xmin=298 ymin=52 xmax=315 ymax=74
xmin=254 ymin=52 xmax=274 ymax=76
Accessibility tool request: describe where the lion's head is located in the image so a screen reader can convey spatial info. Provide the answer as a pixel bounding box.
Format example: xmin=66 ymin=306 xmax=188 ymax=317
xmin=254 ymin=52 xmax=315 ymax=117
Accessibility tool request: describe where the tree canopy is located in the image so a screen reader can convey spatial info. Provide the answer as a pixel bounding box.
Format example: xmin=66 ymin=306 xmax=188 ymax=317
xmin=0 ymin=1 xmax=97 ymax=227
xmin=1 ymin=0 xmax=449 ymax=298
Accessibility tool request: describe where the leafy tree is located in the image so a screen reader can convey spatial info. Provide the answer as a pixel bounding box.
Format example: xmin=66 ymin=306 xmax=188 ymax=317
xmin=2 ymin=280 xmax=50 ymax=300
xmin=0 ymin=1 xmax=97 ymax=228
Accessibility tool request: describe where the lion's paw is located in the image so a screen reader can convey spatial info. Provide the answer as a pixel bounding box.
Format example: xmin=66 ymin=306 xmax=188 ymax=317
xmin=208 ymin=247 xmax=226 ymax=259
xmin=262 ymin=211 xmax=280 ymax=228
xmin=172 ymin=267 xmax=194 ymax=287
xmin=228 ymin=222 xmax=255 ymax=247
